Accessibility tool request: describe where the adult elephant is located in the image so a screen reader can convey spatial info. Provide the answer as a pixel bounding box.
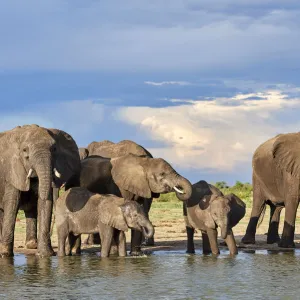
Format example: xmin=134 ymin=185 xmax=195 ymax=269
xmin=86 ymin=139 xmax=155 ymax=246
xmin=0 ymin=125 xmax=81 ymax=257
xmin=65 ymin=153 xmax=192 ymax=255
xmin=242 ymin=132 xmax=300 ymax=248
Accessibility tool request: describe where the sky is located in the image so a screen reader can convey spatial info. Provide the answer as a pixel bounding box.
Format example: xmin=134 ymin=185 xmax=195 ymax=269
xmin=1 ymin=0 xmax=300 ymax=185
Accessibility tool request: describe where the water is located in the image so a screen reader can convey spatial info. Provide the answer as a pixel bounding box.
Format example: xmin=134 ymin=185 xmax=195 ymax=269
xmin=0 ymin=249 xmax=300 ymax=299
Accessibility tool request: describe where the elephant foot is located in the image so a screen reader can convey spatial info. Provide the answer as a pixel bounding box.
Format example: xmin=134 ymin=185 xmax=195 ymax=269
xmin=109 ymin=245 xmax=118 ymax=256
xmin=36 ymin=246 xmax=55 ymax=257
xmin=141 ymin=237 xmax=155 ymax=247
xmin=186 ymin=249 xmax=195 ymax=254
xmin=267 ymin=235 xmax=281 ymax=244
xmin=278 ymin=239 xmax=295 ymax=249
xmin=0 ymin=244 xmax=13 ymax=258
xmin=26 ymin=239 xmax=38 ymax=249
xmin=241 ymin=234 xmax=256 ymax=244
xmin=129 ymin=250 xmax=147 ymax=256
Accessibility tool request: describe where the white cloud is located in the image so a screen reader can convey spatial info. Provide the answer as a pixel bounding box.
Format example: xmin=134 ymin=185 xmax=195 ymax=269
xmin=117 ymin=90 xmax=300 ymax=172
xmin=0 ymin=1 xmax=300 ymax=73
xmin=144 ymin=81 xmax=192 ymax=86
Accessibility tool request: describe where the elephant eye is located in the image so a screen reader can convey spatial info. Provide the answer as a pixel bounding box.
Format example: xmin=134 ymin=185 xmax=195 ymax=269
xmin=160 ymin=172 xmax=165 ymax=176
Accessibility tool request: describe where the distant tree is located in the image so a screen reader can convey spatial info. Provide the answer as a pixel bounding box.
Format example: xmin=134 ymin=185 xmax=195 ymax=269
xmin=215 ymin=181 xmax=229 ymax=189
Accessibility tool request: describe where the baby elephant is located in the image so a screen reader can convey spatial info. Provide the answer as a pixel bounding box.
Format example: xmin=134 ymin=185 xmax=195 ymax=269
xmin=183 ymin=180 xmax=246 ymax=255
xmin=55 ymin=187 xmax=154 ymax=257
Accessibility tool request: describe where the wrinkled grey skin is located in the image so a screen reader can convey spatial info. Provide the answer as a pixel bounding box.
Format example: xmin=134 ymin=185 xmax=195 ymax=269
xmin=78 ymin=148 xmax=89 ymax=160
xmin=242 ymin=133 xmax=300 ymax=248
xmin=0 ymin=125 xmax=81 ymax=257
xmin=87 ymin=139 xmax=152 ymax=158
xmin=183 ymin=180 xmax=246 ymax=255
xmin=55 ymin=187 xmax=154 ymax=257
xmin=86 ymin=139 xmax=155 ymax=246
xmin=65 ymin=153 xmax=192 ymax=255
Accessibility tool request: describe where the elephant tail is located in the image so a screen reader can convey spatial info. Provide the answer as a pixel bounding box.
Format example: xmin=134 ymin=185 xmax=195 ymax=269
xmin=257 ymin=204 xmax=266 ymax=228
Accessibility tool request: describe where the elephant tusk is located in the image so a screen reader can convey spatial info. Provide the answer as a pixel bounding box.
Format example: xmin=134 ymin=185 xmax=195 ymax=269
xmin=54 ymin=168 xmax=61 ymax=178
xmin=27 ymin=168 xmax=33 ymax=179
xmin=60 ymin=182 xmax=66 ymax=189
xmin=173 ymin=186 xmax=184 ymax=194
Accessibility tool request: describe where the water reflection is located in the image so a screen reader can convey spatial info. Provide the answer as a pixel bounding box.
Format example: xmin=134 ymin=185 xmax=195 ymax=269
xmin=0 ymin=251 xmax=300 ymax=299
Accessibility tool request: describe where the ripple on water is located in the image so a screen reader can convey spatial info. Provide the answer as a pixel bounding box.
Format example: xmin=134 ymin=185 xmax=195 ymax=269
xmin=0 ymin=251 xmax=300 ymax=299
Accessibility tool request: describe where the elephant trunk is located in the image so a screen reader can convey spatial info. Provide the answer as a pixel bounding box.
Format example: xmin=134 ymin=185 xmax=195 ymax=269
xmin=173 ymin=175 xmax=192 ymax=201
xmin=32 ymin=151 xmax=53 ymax=200
xmin=141 ymin=219 xmax=154 ymax=239
xmin=220 ymin=219 xmax=228 ymax=240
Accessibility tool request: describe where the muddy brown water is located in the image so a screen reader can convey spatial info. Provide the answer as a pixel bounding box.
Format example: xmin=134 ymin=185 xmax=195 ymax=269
xmin=1 ymin=248 xmax=300 ymax=299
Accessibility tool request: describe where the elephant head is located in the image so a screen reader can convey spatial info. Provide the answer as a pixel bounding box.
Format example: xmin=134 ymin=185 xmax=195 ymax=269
xmin=111 ymin=154 xmax=192 ymax=201
xmin=120 ymin=201 xmax=154 ymax=238
xmin=0 ymin=125 xmax=56 ymax=200
xmin=47 ymin=129 xmax=81 ymax=189
xmin=208 ymin=195 xmax=231 ymax=239
xmin=98 ymin=196 xmax=154 ymax=238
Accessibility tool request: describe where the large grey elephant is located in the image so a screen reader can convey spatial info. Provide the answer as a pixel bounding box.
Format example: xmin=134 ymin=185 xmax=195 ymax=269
xmin=55 ymin=187 xmax=154 ymax=257
xmin=0 ymin=125 xmax=81 ymax=257
xmin=183 ymin=181 xmax=246 ymax=255
xmin=65 ymin=153 xmax=192 ymax=255
xmin=242 ymin=132 xmax=300 ymax=248
xmin=85 ymin=139 xmax=155 ymax=246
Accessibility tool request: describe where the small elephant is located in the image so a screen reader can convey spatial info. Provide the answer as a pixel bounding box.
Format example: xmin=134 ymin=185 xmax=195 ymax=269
xmin=183 ymin=180 xmax=246 ymax=255
xmin=55 ymin=187 xmax=154 ymax=257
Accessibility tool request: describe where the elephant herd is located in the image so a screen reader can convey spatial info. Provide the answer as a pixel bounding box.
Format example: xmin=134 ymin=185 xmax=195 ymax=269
xmin=0 ymin=124 xmax=298 ymax=258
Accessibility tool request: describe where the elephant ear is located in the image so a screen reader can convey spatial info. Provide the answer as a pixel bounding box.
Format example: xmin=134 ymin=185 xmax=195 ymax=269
xmin=48 ymin=129 xmax=81 ymax=185
xmin=225 ymin=193 xmax=246 ymax=208
xmin=111 ymin=154 xmax=152 ymax=199
xmin=1 ymin=131 xmax=30 ymax=191
xmin=272 ymin=133 xmax=300 ymax=178
xmin=98 ymin=195 xmax=129 ymax=232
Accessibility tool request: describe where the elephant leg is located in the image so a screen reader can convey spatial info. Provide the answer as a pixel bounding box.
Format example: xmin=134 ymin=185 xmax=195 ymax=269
xmin=36 ymin=191 xmax=55 ymax=257
xmin=24 ymin=205 xmax=38 ymax=250
xmin=201 ymin=231 xmax=212 ymax=255
xmin=278 ymin=199 xmax=299 ymax=248
xmin=207 ymin=229 xmax=220 ymax=255
xmin=0 ymin=184 xmax=21 ymax=257
xmin=117 ymin=231 xmax=127 ymax=257
xmin=84 ymin=233 xmax=101 ymax=245
xmin=225 ymin=229 xmax=238 ymax=255
xmin=267 ymin=205 xmax=283 ymax=244
xmin=66 ymin=234 xmax=81 ymax=256
xmin=109 ymin=231 xmax=119 ymax=256
xmin=141 ymin=198 xmax=154 ymax=246
xmin=0 ymin=209 xmax=4 ymax=236
xmin=130 ymin=229 xmax=143 ymax=256
xmin=242 ymin=176 xmax=266 ymax=244
xmin=186 ymin=226 xmax=196 ymax=254
xmin=57 ymin=224 xmax=68 ymax=257
xmin=50 ymin=187 xmax=59 ymax=237
xmin=99 ymin=225 xmax=114 ymax=258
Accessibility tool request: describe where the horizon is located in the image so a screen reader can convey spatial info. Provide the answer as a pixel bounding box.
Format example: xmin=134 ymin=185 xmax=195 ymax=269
xmin=1 ymin=1 xmax=300 ymax=185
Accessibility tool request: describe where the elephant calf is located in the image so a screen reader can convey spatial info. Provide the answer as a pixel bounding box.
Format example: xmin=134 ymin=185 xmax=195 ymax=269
xmin=55 ymin=187 xmax=154 ymax=257
xmin=183 ymin=180 xmax=246 ymax=255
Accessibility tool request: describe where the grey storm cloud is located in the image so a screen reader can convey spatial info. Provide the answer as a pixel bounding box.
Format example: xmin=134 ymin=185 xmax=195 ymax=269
xmin=0 ymin=0 xmax=300 ymax=74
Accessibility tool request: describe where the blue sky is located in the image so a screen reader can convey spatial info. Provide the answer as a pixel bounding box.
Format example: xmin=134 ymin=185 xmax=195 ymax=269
xmin=1 ymin=1 xmax=300 ymax=185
